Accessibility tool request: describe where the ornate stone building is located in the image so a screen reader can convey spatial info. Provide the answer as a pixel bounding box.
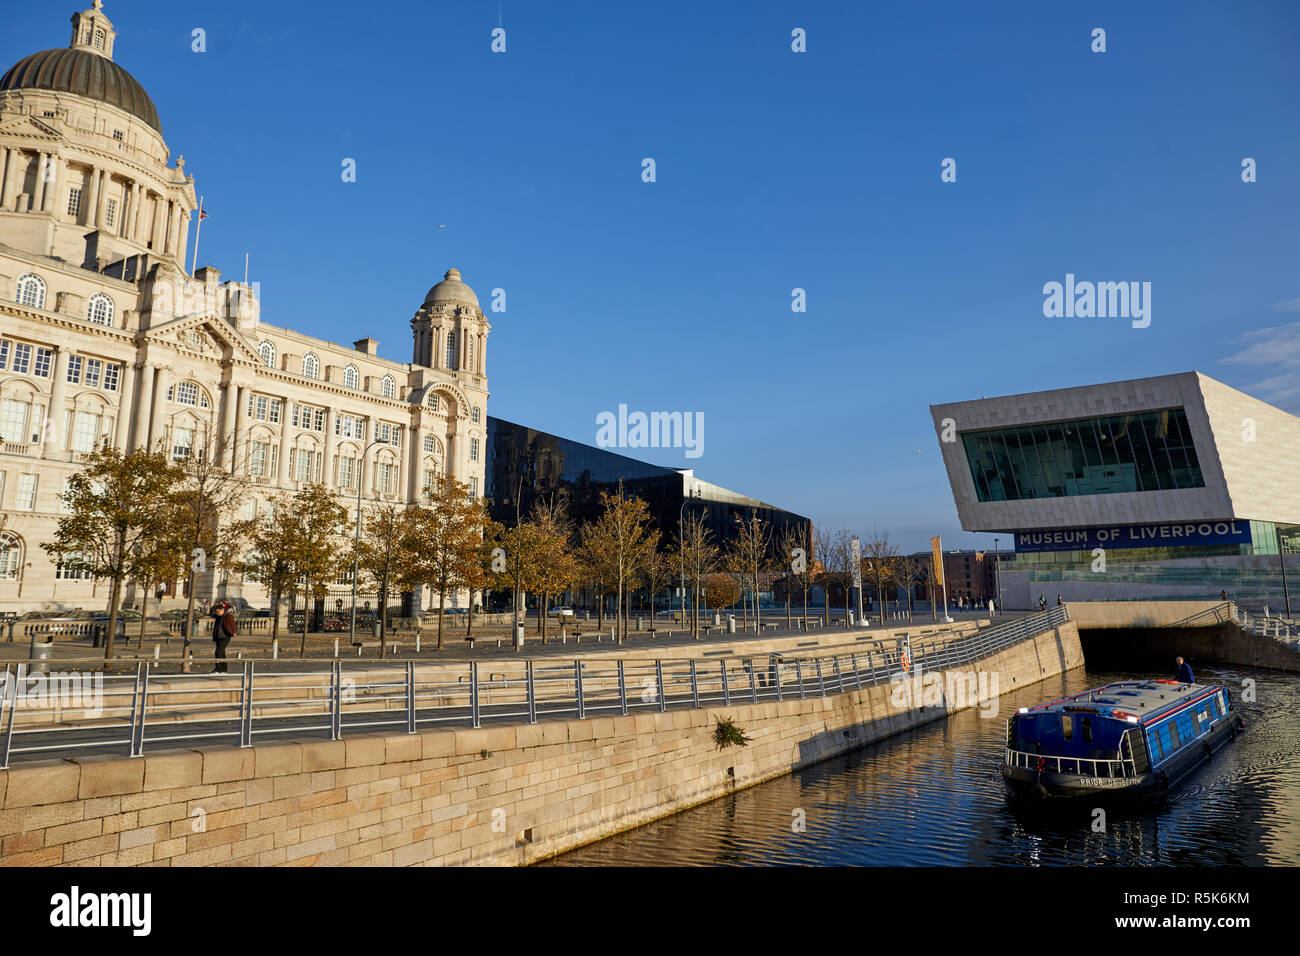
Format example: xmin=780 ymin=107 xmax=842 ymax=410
xmin=0 ymin=4 xmax=490 ymax=613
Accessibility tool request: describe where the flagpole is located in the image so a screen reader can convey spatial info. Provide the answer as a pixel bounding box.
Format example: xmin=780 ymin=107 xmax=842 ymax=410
xmin=191 ymin=195 xmax=204 ymax=276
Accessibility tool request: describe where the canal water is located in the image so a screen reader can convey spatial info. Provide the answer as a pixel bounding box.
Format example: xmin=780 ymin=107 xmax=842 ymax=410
xmin=540 ymin=663 xmax=1300 ymax=865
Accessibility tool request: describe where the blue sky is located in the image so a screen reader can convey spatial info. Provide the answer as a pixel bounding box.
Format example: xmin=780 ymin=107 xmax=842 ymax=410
xmin=7 ymin=0 xmax=1299 ymax=552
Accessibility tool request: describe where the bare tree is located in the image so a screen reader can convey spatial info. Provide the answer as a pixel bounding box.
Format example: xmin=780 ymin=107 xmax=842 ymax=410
xmin=677 ymin=511 xmax=719 ymax=639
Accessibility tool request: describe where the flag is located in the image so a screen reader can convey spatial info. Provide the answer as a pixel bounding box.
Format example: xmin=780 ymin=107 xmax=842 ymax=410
xmin=931 ymin=536 xmax=945 ymax=587
xmin=198 ymin=206 xmax=209 ymax=221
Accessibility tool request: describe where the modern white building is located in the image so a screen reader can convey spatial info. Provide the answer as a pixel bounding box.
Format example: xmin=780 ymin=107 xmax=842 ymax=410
xmin=0 ymin=4 xmax=490 ymax=616
xmin=931 ymin=372 xmax=1300 ymax=608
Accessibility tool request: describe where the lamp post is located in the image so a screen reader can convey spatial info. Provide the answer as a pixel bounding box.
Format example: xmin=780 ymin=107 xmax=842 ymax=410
xmin=349 ymin=438 xmax=385 ymax=647
xmin=1278 ymin=526 xmax=1292 ymax=617
xmin=678 ymin=491 xmax=700 ymax=628
xmin=993 ymin=537 xmax=1003 ymax=617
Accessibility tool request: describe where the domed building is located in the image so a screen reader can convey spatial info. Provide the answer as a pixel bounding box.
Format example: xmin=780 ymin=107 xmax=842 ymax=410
xmin=0 ymin=4 xmax=490 ymax=617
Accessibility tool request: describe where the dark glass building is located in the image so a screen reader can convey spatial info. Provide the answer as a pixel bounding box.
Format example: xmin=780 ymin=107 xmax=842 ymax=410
xmin=486 ymin=416 xmax=810 ymax=547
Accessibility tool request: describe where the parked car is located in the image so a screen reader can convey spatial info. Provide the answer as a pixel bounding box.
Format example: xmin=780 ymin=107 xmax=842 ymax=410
xmin=442 ymin=607 xmax=468 ymax=615
xmin=548 ymin=606 xmax=576 ymax=620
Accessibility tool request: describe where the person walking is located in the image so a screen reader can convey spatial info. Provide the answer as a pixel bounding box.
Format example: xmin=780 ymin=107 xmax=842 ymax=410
xmin=1056 ymin=594 xmax=1063 ymax=607
xmin=210 ymin=600 xmax=236 ymax=673
xmin=1038 ymin=594 xmax=1047 ymax=612
xmin=1175 ymin=655 xmax=1195 ymax=683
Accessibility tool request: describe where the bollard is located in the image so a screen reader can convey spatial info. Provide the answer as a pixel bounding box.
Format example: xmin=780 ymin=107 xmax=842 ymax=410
xmin=610 ymin=627 xmax=615 ymax=641
xmin=416 ymin=635 xmax=421 ymax=653
xmin=576 ymin=634 xmax=581 ymax=644
xmin=334 ymin=638 xmax=339 ymax=658
xmin=357 ymin=644 xmax=362 ymax=656
xmin=562 ymin=633 xmax=567 ymax=645
xmin=272 ymin=639 xmax=279 ymax=659
xmin=153 ymin=645 xmax=160 ymax=660
xmin=636 ymin=617 xmax=642 ymax=631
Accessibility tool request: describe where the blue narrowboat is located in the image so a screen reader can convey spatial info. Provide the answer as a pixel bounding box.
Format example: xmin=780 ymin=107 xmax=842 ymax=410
xmin=1002 ymin=679 xmax=1244 ymax=801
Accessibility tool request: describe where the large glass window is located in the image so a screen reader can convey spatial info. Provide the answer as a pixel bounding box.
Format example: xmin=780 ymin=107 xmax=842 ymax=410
xmin=961 ymin=408 xmax=1205 ymax=502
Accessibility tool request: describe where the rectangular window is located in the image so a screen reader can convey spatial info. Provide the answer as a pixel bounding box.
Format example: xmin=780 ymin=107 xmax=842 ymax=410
xmin=16 ymin=474 xmax=37 ymax=510
xmin=85 ymin=359 xmax=101 ymax=388
xmin=422 ymin=469 xmax=434 ymax=492
xmin=469 ymin=476 xmax=478 ymax=499
xmin=67 ymin=187 xmax=82 ymax=217
xmin=1168 ymin=722 xmax=1182 ymax=749
xmin=1061 ymin=714 xmax=1073 ymax=741
xmin=12 ymin=343 xmax=31 ymax=374
xmin=375 ymin=461 xmax=393 ymax=494
xmin=1081 ymin=717 xmax=1092 ymax=743
xmin=60 ymin=477 xmax=74 ymax=514
xmin=172 ymin=426 xmax=195 ymax=462
xmin=340 ymin=457 xmax=355 ymax=489
xmin=105 ymin=198 xmax=118 ymax=228
xmin=423 ymin=434 xmax=435 ymax=453
xmin=0 ymin=400 xmax=29 ymax=443
xmin=103 ymin=363 xmax=119 ymax=391
xmin=0 ymin=340 xmax=8 ymax=369
xmin=67 ymin=355 xmax=83 ymax=384
xmin=249 ymin=442 xmax=267 ymax=476
xmin=112 ymin=129 xmax=123 ymax=142
xmin=296 ymin=449 xmax=312 ymax=482
xmin=71 ymin=412 xmax=101 ymax=452
xmin=33 ymin=348 xmax=52 ymax=378
xmin=469 ymin=438 xmax=479 ymax=462
xmin=314 ymin=409 xmax=325 ymax=432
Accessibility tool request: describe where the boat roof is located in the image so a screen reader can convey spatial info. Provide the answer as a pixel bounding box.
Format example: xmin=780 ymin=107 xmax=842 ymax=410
xmin=1019 ymin=680 xmax=1222 ymax=725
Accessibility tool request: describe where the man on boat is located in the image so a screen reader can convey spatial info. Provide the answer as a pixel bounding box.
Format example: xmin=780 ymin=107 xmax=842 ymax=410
xmin=1175 ymin=656 xmax=1195 ymax=683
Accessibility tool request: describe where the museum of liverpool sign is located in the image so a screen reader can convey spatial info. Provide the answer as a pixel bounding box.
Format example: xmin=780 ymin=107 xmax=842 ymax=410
xmin=1015 ymin=521 xmax=1252 ymax=553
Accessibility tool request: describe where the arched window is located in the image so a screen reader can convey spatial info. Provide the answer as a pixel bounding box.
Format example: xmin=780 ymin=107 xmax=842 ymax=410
xmin=0 ymin=532 xmax=22 ymax=580
xmin=168 ymin=381 xmax=210 ymax=408
xmin=16 ymin=274 xmax=46 ymax=309
xmin=302 ymin=353 xmax=319 ymax=379
xmin=467 ymin=335 xmax=474 ymax=370
xmin=471 ymin=406 xmax=480 ymax=424
xmin=86 ymin=293 xmax=114 ymax=326
xmin=445 ymin=330 xmax=457 ymax=369
xmin=381 ymin=375 xmax=395 ymax=399
xmin=344 ymin=364 xmax=359 ymax=389
xmin=257 ymin=340 xmax=276 ymax=367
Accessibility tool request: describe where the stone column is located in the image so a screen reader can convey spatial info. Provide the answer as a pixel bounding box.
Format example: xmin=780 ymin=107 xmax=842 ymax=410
xmin=129 ymin=182 xmax=143 ymax=240
xmin=0 ymin=147 xmax=22 ymax=210
xmin=42 ymin=347 xmax=70 ymax=459
xmin=93 ymin=170 xmax=109 ymax=231
xmin=232 ymin=383 xmax=247 ymax=472
xmin=151 ymin=193 xmax=167 ymax=252
xmin=129 ymin=362 xmax=153 ymax=449
xmin=147 ymin=366 xmax=170 ymax=453
xmin=322 ymin=408 xmax=336 ymax=488
xmin=177 ymin=209 xmax=192 ymax=268
xmin=277 ymin=404 xmax=292 ymax=484
xmin=45 ymin=155 xmax=65 ymax=217
xmin=31 ymin=152 xmax=48 ymax=213
xmin=408 ymin=423 xmax=422 ymax=500
xmin=167 ymin=202 xmax=182 ymax=256
xmin=114 ymin=357 xmax=136 ymax=452
xmin=85 ymin=167 xmax=101 ymax=228
xmin=220 ymin=377 xmax=238 ymax=469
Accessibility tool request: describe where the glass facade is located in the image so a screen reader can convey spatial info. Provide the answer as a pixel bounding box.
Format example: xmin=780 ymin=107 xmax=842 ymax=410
xmin=485 ymin=416 xmax=809 ymax=547
xmin=962 ymin=408 xmax=1204 ymax=502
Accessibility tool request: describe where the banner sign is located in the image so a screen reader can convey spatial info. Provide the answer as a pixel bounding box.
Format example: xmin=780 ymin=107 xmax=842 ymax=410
xmin=930 ymin=536 xmax=944 ymax=587
xmin=850 ymin=537 xmax=862 ymax=589
xmin=1015 ymin=520 xmax=1252 ymax=553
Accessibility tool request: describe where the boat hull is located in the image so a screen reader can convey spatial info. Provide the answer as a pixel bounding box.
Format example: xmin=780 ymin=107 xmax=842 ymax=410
xmin=1002 ymin=713 xmax=1241 ymax=803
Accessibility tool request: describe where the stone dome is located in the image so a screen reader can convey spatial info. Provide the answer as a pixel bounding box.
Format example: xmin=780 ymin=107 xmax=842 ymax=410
xmin=423 ymin=268 xmax=479 ymax=310
xmin=1 ymin=47 xmax=161 ymax=133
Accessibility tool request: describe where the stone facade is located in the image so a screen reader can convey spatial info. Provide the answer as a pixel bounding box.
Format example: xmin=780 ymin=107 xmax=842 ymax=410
xmin=0 ymin=5 xmax=491 ymax=612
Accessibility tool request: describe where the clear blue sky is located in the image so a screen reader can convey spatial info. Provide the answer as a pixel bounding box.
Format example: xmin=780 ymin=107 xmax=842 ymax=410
xmin=8 ymin=0 xmax=1299 ymax=552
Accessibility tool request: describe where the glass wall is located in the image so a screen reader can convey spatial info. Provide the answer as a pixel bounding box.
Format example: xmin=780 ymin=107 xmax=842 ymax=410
xmin=961 ymin=407 xmax=1204 ymax=502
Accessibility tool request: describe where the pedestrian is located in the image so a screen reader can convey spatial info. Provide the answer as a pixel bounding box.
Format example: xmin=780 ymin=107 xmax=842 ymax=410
xmin=1175 ymin=655 xmax=1194 ymax=683
xmin=1038 ymin=594 xmax=1047 ymax=611
xmin=1220 ymin=590 xmax=1227 ymax=602
xmin=1056 ymin=594 xmax=1063 ymax=607
xmin=210 ymin=600 xmax=236 ymax=673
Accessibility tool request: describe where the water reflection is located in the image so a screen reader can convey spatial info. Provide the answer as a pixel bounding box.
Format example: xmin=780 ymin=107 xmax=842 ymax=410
xmin=541 ymin=665 xmax=1299 ymax=866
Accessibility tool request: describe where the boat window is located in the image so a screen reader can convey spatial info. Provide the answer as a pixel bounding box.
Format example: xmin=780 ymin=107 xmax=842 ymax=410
xmin=1169 ymin=722 xmax=1182 ymax=748
xmin=1081 ymin=717 xmax=1093 ymax=742
xmin=1150 ymin=733 xmax=1163 ymax=759
xmin=1209 ymin=698 xmax=1219 ymax=718
xmin=1061 ymin=714 xmax=1073 ymax=741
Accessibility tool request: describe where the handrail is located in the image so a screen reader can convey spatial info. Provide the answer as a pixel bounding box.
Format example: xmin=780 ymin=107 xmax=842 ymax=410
xmin=1162 ymin=601 xmax=1300 ymax=647
xmin=0 ymin=607 xmax=1072 ymax=768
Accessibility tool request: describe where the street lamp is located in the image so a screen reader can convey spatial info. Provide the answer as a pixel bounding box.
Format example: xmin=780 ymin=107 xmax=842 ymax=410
xmin=349 ymin=438 xmax=385 ymax=647
xmin=993 ymin=537 xmax=1004 ymax=617
xmin=678 ymin=492 xmax=699 ymax=627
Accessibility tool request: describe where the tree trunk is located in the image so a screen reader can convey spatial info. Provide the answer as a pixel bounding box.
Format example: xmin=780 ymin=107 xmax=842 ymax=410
xmin=378 ymin=583 xmax=387 ymax=659
xmin=182 ymin=566 xmax=198 ymax=672
xmin=103 ymin=577 xmax=123 ymax=660
xmin=270 ymin=586 xmax=281 ymax=643
xmin=299 ymin=594 xmax=310 ymax=657
xmin=137 ymin=581 xmax=150 ymax=649
xmin=437 ymin=584 xmax=446 ymax=650
xmin=541 ymin=595 xmax=548 ymax=644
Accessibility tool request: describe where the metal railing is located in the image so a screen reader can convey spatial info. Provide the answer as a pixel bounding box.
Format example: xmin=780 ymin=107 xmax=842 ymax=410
xmin=1003 ymin=746 xmax=1137 ymax=779
xmin=0 ymin=606 xmax=1071 ymax=768
xmin=1164 ymin=601 xmax=1300 ymax=647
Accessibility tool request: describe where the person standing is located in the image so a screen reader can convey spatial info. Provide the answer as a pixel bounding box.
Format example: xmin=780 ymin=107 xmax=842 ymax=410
xmin=211 ymin=601 xmax=236 ymax=673
xmin=1175 ymin=655 xmax=1195 ymax=683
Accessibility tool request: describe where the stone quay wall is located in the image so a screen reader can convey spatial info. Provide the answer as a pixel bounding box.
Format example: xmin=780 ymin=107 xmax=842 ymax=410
xmin=0 ymin=621 xmax=1081 ymax=866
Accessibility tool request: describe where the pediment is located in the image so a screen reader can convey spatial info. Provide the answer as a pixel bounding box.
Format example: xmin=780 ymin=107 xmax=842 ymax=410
xmin=145 ymin=312 xmax=262 ymax=364
xmin=0 ymin=114 xmax=63 ymax=142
